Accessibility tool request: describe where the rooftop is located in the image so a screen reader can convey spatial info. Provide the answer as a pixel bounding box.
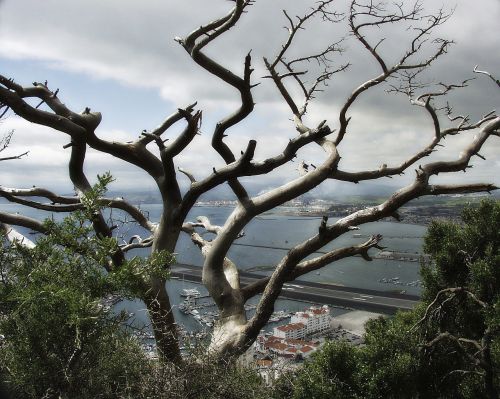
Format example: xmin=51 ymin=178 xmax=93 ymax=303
xmin=310 ymin=307 xmax=329 ymax=315
xmin=277 ymin=323 xmax=305 ymax=332
xmin=267 ymin=342 xmax=288 ymax=351
xmin=256 ymin=359 xmax=273 ymax=367
xmin=286 ymin=338 xmax=319 ymax=347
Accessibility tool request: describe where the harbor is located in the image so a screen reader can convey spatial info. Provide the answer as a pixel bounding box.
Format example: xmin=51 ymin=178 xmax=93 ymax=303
xmin=112 ymin=277 xmax=355 ymax=355
xmin=175 ymin=285 xmax=307 ymax=329
xmin=111 ymin=271 xmax=406 ymax=362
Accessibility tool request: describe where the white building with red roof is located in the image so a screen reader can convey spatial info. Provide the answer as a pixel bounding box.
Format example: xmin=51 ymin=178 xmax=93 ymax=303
xmin=290 ymin=305 xmax=330 ymax=335
xmin=253 ymin=305 xmax=331 ymax=362
xmin=273 ymin=322 xmax=306 ymax=340
xmin=257 ymin=335 xmax=317 ymax=354
xmin=254 ymin=331 xmax=320 ymax=360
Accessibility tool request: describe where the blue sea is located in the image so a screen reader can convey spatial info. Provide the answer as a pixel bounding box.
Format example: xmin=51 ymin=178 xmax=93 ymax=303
xmin=0 ymin=203 xmax=426 ymax=331
xmin=140 ymin=204 xmax=426 ymax=294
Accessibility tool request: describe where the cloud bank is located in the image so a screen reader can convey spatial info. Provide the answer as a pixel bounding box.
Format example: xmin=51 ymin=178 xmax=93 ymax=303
xmin=0 ymin=0 xmax=498 ymax=197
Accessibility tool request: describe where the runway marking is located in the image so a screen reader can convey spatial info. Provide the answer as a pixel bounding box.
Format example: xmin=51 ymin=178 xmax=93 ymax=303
xmin=171 ymin=264 xmax=419 ymax=311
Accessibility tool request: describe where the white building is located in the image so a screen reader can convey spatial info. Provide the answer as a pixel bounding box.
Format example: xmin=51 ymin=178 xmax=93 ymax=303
xmin=253 ymin=333 xmax=321 ymax=363
xmin=273 ymin=322 xmax=306 ymax=340
xmin=290 ymin=305 xmax=330 ymax=335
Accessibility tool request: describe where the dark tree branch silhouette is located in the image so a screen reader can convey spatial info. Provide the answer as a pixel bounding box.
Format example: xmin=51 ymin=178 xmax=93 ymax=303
xmin=0 ymin=0 xmax=498 ymax=363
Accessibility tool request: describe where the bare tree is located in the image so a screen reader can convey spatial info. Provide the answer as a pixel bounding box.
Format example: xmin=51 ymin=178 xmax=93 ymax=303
xmin=0 ymin=128 xmax=28 ymax=162
xmin=0 ymin=116 xmax=30 ymax=246
xmin=0 ymin=0 xmax=499 ymax=364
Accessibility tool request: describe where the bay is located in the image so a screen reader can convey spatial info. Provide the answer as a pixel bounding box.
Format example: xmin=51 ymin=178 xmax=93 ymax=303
xmin=137 ymin=204 xmax=426 ymax=295
xmin=0 ymin=202 xmax=426 ymax=334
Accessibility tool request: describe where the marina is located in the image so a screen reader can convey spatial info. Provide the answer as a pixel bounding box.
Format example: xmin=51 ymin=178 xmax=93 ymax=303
xmin=179 ymin=288 xmax=202 ymax=297
xmin=177 ymin=291 xmax=295 ymax=328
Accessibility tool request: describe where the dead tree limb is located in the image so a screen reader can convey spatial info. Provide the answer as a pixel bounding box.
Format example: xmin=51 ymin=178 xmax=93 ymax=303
xmin=0 ymin=0 xmax=498 ymax=363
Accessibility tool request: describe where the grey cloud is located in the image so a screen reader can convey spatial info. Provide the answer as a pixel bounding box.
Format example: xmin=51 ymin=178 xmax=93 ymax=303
xmin=0 ymin=0 xmax=498 ymax=194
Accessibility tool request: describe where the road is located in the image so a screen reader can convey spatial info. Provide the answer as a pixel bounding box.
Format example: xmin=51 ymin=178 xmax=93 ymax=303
xmin=171 ymin=264 xmax=420 ymax=315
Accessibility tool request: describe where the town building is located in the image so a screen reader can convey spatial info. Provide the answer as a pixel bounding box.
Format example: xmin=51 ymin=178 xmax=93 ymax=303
xmin=255 ymin=334 xmax=320 ymax=360
xmin=254 ymin=305 xmax=331 ymax=363
xmin=273 ymin=322 xmax=306 ymax=340
xmin=290 ymin=305 xmax=330 ymax=335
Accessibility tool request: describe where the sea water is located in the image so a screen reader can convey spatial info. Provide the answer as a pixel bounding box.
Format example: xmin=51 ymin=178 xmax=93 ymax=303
xmin=0 ymin=202 xmax=426 ymax=332
xmin=137 ymin=204 xmax=425 ymax=295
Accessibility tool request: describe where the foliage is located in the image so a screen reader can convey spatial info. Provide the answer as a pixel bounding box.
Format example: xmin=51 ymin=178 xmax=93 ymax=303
xmin=274 ymin=199 xmax=499 ymax=399
xmin=0 ymin=177 xmax=270 ymax=398
xmin=0 ymin=211 xmax=153 ymax=397
xmin=288 ymin=341 xmax=363 ymax=399
xmin=38 ymin=173 xmax=173 ymax=297
xmin=0 ymin=178 xmax=167 ymax=398
xmin=111 ymin=250 xmax=174 ymax=297
xmin=134 ymin=354 xmax=267 ymax=399
xmin=418 ymin=199 xmax=500 ymax=398
xmin=0 ymin=226 xmax=151 ymax=398
xmin=422 ymin=198 xmax=500 ymax=302
xmin=356 ymin=310 xmax=422 ymax=398
xmin=0 ymin=232 xmax=265 ymax=398
xmin=79 ymin=172 xmax=115 ymax=217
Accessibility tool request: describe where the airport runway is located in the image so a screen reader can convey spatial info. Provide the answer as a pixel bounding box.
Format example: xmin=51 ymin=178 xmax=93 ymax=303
xmin=171 ymin=263 xmax=420 ymax=315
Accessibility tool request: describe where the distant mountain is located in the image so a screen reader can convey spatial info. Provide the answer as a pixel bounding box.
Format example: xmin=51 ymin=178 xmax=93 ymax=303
xmin=0 ymin=182 xmax=497 ymax=206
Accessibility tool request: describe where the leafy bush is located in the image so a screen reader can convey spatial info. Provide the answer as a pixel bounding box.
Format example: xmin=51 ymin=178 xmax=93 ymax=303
xmin=0 ymin=177 xmax=267 ymax=398
xmin=274 ymin=199 xmax=500 ymax=399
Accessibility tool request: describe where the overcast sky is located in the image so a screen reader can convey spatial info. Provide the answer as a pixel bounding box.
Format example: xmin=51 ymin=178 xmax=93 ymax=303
xmin=0 ymin=0 xmax=498 ymax=198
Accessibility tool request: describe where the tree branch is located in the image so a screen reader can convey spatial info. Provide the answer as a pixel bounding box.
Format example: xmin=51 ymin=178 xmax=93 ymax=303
xmin=334 ymin=1 xmax=453 ymax=146
xmin=136 ymin=102 xmax=197 ymax=146
xmin=412 ymin=287 xmax=488 ymax=332
xmin=242 ymin=234 xmax=383 ymax=300
xmin=332 ymin=112 xmax=497 ymax=183
xmin=0 ymin=151 xmax=29 ymax=161
xmin=239 ymin=117 xmax=499 ymax=338
xmin=0 ymin=211 xmax=47 ymax=234
xmin=473 ymin=65 xmax=500 ymax=87
xmin=0 ymin=222 xmax=36 ymax=248
xmin=177 ymin=2 xmax=255 ymax=202
xmin=0 ymin=186 xmax=156 ymax=233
